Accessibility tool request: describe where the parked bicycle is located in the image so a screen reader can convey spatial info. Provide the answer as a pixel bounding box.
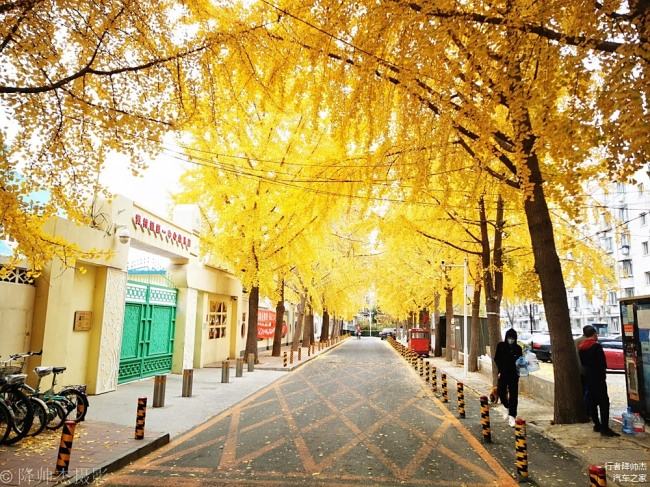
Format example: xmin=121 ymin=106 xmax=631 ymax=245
xmin=0 ymin=397 xmax=13 ymax=444
xmin=8 ymin=350 xmax=88 ymax=425
xmin=0 ymin=367 xmax=35 ymax=444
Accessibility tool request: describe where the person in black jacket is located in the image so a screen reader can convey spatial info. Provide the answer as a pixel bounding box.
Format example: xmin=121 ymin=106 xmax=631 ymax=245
xmin=579 ymin=327 xmax=620 ymax=437
xmin=493 ymin=328 xmax=523 ymax=427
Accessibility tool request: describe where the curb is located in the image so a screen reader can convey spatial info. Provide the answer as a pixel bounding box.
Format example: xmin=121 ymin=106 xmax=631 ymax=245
xmin=61 ymin=432 xmax=170 ymax=486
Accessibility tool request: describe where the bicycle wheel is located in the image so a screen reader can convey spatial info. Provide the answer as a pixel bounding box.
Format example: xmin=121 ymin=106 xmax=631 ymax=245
xmin=0 ymin=400 xmax=13 ymax=444
xmin=2 ymin=388 xmax=34 ymax=445
xmin=27 ymin=397 xmax=47 ymax=437
xmin=44 ymin=400 xmax=66 ymax=430
xmin=60 ymin=389 xmax=88 ymax=422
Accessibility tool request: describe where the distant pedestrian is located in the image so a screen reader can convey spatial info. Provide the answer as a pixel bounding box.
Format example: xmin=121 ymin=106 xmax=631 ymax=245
xmin=579 ymin=327 xmax=620 ymax=437
xmin=356 ymin=327 xmax=361 ymax=340
xmin=574 ymin=325 xmax=596 ymax=418
xmin=494 ymin=328 xmax=523 ymax=428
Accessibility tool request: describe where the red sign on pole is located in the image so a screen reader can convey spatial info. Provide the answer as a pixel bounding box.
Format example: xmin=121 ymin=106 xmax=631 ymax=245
xmin=256 ymin=309 xmax=287 ymax=339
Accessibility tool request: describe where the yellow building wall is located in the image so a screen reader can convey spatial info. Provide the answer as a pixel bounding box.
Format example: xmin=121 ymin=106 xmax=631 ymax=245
xmin=0 ymin=281 xmax=35 ymax=360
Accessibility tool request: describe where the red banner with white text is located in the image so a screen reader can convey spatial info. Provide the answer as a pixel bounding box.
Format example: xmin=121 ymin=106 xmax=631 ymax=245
xmin=257 ymin=309 xmax=287 ymax=339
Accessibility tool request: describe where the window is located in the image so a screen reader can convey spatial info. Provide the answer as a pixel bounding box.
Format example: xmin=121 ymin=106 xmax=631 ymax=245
xmin=573 ymin=296 xmax=580 ymax=311
xmin=642 ymin=213 xmax=648 ymax=226
xmin=607 ymin=291 xmax=617 ymax=305
xmin=604 ymin=237 xmax=613 ymax=253
xmin=617 ymin=182 xmax=626 ymax=195
xmin=646 ymin=272 xmax=650 ymax=286
xmin=621 ymin=233 xmax=630 ymax=246
xmin=619 ymin=206 xmax=629 ymax=222
xmin=643 ymin=242 xmax=649 ymax=255
xmin=208 ymin=300 xmax=228 ymax=339
xmin=622 ymin=260 xmax=633 ymax=277
xmin=625 ymin=288 xmax=635 ymax=297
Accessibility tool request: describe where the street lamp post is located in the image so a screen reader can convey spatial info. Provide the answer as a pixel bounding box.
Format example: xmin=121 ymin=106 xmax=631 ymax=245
xmin=442 ymin=257 xmax=469 ymax=377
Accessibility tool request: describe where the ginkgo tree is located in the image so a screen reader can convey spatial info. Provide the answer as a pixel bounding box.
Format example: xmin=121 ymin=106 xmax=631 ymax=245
xmin=203 ymin=0 xmax=647 ymax=424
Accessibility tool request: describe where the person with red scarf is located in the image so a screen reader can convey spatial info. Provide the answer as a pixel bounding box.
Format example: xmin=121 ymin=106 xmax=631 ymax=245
xmin=579 ymin=327 xmax=620 ymax=437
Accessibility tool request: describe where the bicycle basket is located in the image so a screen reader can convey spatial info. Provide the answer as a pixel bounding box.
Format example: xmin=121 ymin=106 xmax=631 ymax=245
xmin=0 ymin=365 xmax=22 ymax=379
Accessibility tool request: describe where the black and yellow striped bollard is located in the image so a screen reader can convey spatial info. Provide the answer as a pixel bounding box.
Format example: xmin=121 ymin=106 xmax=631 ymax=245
xmin=54 ymin=420 xmax=76 ymax=476
xmin=457 ymin=382 xmax=465 ymax=418
xmin=290 ymin=349 xmax=294 ymax=364
xmin=515 ymin=418 xmax=528 ymax=480
xmin=441 ymin=373 xmax=448 ymax=402
xmin=431 ymin=366 xmax=437 ymax=393
xmin=283 ymin=351 xmax=288 ymax=367
xmin=419 ymin=359 xmax=424 ymax=376
xmin=589 ymin=466 xmax=607 ymax=486
xmin=135 ymin=396 xmax=147 ymax=439
xmin=480 ymin=396 xmax=491 ymax=443
xmin=307 ymin=344 xmax=311 ymax=357
xmin=298 ymin=347 xmax=302 ymax=360
xmin=425 ymin=361 xmax=430 ymax=382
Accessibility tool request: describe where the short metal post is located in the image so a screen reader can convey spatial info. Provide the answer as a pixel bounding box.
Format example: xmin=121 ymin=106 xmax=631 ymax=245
xmin=457 ymin=382 xmax=465 ymax=418
xmin=153 ymin=374 xmax=166 ymax=407
xmin=441 ymin=373 xmax=448 ymax=403
xmin=515 ymin=419 xmax=528 ymax=480
xmin=221 ymin=360 xmax=230 ymax=383
xmin=298 ymin=347 xmax=302 ymax=361
xmin=419 ymin=359 xmax=424 ymax=376
xmin=307 ymin=344 xmax=311 ymax=357
xmin=480 ymin=396 xmax=491 ymax=443
xmin=54 ymin=420 xmax=76 ymax=475
xmin=182 ymin=369 xmax=193 ymax=397
xmin=283 ymin=352 xmax=288 ymax=367
xmin=432 ymin=367 xmax=437 ymax=392
xmin=290 ymin=349 xmax=294 ymax=364
xmin=236 ymin=358 xmax=244 ymax=377
xmin=589 ymin=466 xmax=607 ymax=486
xmin=247 ymin=353 xmax=255 ymax=372
xmin=426 ymin=362 xmax=430 ymax=382
xmin=134 ymin=397 xmax=147 ymax=439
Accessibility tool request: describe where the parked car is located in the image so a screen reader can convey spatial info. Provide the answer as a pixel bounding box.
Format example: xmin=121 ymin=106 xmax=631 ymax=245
xmin=531 ymin=334 xmax=552 ymax=362
xmin=380 ymin=328 xmax=396 ymax=340
xmin=599 ymin=335 xmax=624 ymax=370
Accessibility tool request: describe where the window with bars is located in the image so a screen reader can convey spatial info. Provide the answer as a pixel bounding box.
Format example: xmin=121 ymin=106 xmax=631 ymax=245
xmin=207 ymin=300 xmax=228 ymax=339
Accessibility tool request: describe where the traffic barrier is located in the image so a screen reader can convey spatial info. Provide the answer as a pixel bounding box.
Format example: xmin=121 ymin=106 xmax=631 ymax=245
xmin=283 ymin=352 xmax=288 ymax=367
xmin=432 ymin=367 xmax=437 ymax=393
xmin=457 ymin=382 xmax=465 ymax=417
xmin=221 ymin=360 xmax=230 ymax=383
xmin=589 ymin=466 xmax=607 ymax=486
xmin=248 ymin=353 xmax=255 ymax=372
xmin=182 ymin=369 xmax=193 ymax=397
xmin=441 ymin=373 xmax=448 ymax=402
xmin=236 ymin=358 xmax=244 ymax=377
xmin=153 ymin=374 xmax=166 ymax=407
xmin=426 ymin=361 xmax=430 ymax=382
xmin=134 ymin=397 xmax=146 ymax=440
xmin=54 ymin=420 xmax=76 ymax=475
xmin=515 ymin=418 xmax=528 ymax=479
xmin=480 ymin=396 xmax=491 ymax=443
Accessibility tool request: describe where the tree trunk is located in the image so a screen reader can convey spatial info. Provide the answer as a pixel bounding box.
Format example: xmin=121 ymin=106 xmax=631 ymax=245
xmin=523 ymin=150 xmax=586 ymax=424
xmin=445 ymin=284 xmax=453 ymax=361
xmin=469 ymin=280 xmax=481 ymax=372
xmin=271 ymin=280 xmax=285 ymax=357
xmin=480 ymin=196 xmax=504 ymax=387
xmin=321 ymin=307 xmax=330 ymax=342
xmin=245 ymin=285 xmax=260 ymax=362
xmin=303 ymin=300 xmax=313 ymax=348
xmin=433 ymin=293 xmax=442 ymax=357
xmin=291 ymin=293 xmax=306 ymax=350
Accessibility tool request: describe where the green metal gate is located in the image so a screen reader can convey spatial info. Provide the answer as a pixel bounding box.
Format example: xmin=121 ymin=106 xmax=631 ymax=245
xmin=118 ymin=282 xmax=177 ymax=384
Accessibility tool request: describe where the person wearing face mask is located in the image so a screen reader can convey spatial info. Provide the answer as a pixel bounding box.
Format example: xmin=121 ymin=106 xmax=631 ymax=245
xmin=494 ymin=328 xmax=523 ymax=427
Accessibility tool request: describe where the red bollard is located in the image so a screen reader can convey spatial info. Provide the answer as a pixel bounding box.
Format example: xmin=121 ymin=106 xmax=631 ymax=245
xmin=589 ymin=465 xmax=607 ymax=486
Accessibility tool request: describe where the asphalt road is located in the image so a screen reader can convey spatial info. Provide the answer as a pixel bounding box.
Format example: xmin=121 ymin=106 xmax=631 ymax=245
xmin=96 ymin=339 xmax=590 ymax=486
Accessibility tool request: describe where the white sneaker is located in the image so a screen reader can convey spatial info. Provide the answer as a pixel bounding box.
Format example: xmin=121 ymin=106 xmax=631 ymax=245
xmin=509 ymin=416 xmax=516 ymax=428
